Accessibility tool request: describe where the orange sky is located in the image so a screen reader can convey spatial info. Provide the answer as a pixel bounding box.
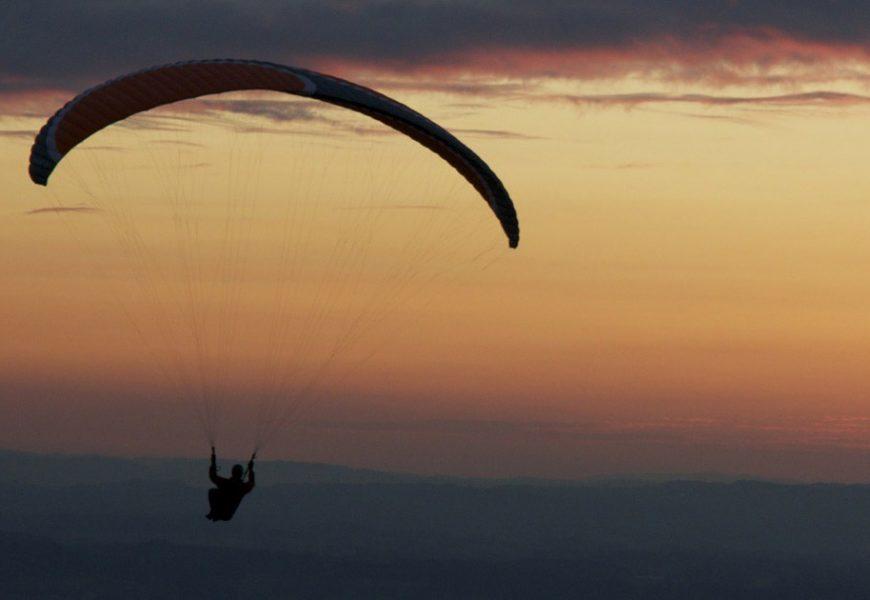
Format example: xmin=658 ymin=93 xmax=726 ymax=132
xmin=3 ymin=64 xmax=870 ymax=480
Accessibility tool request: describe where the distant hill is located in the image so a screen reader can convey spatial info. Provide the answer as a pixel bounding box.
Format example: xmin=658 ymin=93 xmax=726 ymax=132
xmin=3 ymin=449 xmax=870 ymax=597
xmin=0 ymin=448 xmax=426 ymax=487
xmin=0 ymin=448 xmax=792 ymax=488
xmin=1 ymin=448 xmax=869 ymax=560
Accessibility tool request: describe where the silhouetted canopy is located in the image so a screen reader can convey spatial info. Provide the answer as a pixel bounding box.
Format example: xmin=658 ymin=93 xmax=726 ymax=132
xmin=29 ymin=59 xmax=519 ymax=247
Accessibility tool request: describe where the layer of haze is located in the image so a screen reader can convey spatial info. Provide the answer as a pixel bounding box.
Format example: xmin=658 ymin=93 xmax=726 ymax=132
xmin=3 ymin=74 xmax=870 ymax=482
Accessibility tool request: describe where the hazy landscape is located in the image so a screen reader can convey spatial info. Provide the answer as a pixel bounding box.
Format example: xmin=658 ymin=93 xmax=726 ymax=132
xmin=3 ymin=449 xmax=869 ymax=598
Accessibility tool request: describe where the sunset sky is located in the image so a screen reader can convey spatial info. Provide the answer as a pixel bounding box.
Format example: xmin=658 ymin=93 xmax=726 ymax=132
xmin=3 ymin=1 xmax=870 ymax=482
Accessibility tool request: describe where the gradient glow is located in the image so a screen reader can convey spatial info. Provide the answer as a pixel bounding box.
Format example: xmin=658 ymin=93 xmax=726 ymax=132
xmin=3 ymin=3 xmax=870 ymax=481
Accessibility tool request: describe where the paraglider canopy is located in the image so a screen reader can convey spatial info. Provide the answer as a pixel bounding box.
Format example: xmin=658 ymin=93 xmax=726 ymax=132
xmin=26 ymin=59 xmax=521 ymax=452
xmin=29 ymin=59 xmax=519 ymax=248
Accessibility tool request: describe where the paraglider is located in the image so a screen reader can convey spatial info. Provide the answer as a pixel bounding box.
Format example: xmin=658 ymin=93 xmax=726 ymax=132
xmin=27 ymin=60 xmax=520 ymax=515
xmin=29 ymin=59 xmax=519 ymax=247
xmin=207 ymin=447 xmax=255 ymax=522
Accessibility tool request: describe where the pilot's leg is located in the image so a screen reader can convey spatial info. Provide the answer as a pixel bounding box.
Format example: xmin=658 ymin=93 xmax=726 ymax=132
xmin=206 ymin=488 xmax=219 ymax=520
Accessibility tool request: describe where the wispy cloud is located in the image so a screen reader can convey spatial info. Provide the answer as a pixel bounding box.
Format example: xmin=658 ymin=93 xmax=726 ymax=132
xmin=196 ymin=99 xmax=328 ymax=123
xmin=578 ymin=162 xmax=659 ymax=170
xmin=557 ymin=91 xmax=870 ymax=109
xmin=0 ymin=129 xmax=34 ymax=139
xmin=25 ymin=205 xmax=101 ymax=216
xmin=179 ymin=98 xmax=541 ymax=140
xmin=667 ymin=112 xmax=760 ymax=126
xmin=146 ymin=139 xmax=204 ymax=148
xmin=373 ymin=79 xmax=531 ymax=98
xmin=452 ymin=128 xmax=544 ymax=140
xmin=336 ymin=204 xmax=446 ymax=211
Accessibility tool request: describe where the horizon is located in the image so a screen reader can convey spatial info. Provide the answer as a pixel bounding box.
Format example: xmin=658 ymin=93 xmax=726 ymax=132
xmin=0 ymin=445 xmax=818 ymax=486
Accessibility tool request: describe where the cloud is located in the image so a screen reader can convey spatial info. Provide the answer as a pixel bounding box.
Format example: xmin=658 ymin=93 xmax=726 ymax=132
xmin=373 ymin=79 xmax=531 ymax=98
xmin=25 ymin=205 xmax=101 ymax=216
xmin=4 ymin=0 xmax=870 ymax=98
xmin=187 ymin=98 xmax=406 ymax=137
xmin=452 ymin=128 xmax=545 ymax=140
xmin=0 ymin=129 xmax=34 ymax=139
xmin=196 ymin=99 xmax=327 ymax=123
xmin=557 ymin=91 xmax=870 ymax=109
xmin=336 ymin=204 xmax=446 ymax=211
xmin=666 ymin=112 xmax=760 ymax=126
xmin=114 ymin=115 xmax=191 ymax=133
xmin=168 ymin=98 xmax=542 ymax=140
xmin=578 ymin=162 xmax=659 ymax=170
xmin=147 ymin=139 xmax=204 ymax=148
xmin=552 ymin=90 xmax=870 ymax=123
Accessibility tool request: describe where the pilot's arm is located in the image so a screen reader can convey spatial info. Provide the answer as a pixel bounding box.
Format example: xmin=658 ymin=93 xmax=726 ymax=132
xmin=245 ymin=457 xmax=256 ymax=492
xmin=209 ymin=447 xmax=222 ymax=485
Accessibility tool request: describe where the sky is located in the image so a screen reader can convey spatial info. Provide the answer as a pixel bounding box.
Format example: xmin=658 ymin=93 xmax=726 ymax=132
xmin=3 ymin=1 xmax=870 ymax=482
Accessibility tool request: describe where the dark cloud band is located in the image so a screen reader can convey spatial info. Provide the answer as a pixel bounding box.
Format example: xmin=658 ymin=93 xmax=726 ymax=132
xmin=2 ymin=1 xmax=870 ymax=93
